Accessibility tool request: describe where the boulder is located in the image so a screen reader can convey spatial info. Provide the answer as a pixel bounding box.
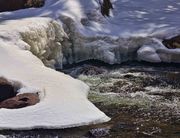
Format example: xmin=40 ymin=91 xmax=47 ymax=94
xmin=77 ymin=65 xmax=106 ymax=76
xmin=88 ymin=128 xmax=110 ymax=138
xmin=25 ymin=0 xmax=45 ymax=8
xmin=0 ymin=93 xmax=39 ymax=109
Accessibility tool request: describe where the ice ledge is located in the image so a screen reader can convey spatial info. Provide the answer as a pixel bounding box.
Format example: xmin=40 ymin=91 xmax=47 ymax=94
xmin=60 ymin=15 xmax=180 ymax=66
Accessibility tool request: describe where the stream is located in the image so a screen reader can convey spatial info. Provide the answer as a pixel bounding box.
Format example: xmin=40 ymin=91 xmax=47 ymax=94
xmin=1 ymin=61 xmax=180 ymax=138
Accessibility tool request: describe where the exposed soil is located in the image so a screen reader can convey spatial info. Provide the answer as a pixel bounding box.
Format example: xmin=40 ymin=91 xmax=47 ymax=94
xmin=0 ymin=93 xmax=40 ymax=109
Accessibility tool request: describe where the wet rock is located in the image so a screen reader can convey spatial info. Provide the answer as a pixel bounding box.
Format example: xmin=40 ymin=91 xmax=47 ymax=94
xmin=99 ymin=79 xmax=144 ymax=94
xmin=74 ymin=65 xmax=106 ymax=76
xmin=88 ymin=128 xmax=109 ymax=138
xmin=113 ymin=80 xmax=143 ymax=93
xmin=148 ymin=91 xmax=180 ymax=101
xmin=25 ymin=0 xmax=45 ymax=8
xmin=0 ymin=78 xmax=16 ymax=102
xmin=81 ymin=18 xmax=91 ymax=26
xmin=123 ymin=74 xmax=163 ymax=88
xmin=163 ymin=72 xmax=180 ymax=88
xmin=112 ymin=122 xmax=136 ymax=132
xmin=0 ymin=93 xmax=39 ymax=109
xmin=162 ymin=35 xmax=180 ymax=49
xmin=99 ymin=85 xmax=114 ymax=93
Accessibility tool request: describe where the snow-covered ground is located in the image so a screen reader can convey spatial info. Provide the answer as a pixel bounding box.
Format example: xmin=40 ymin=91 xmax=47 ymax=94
xmin=1 ymin=0 xmax=180 ymax=37
xmin=0 ymin=0 xmax=180 ymax=130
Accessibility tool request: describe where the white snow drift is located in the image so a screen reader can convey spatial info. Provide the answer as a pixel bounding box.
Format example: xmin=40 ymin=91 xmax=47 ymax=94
xmin=0 ymin=18 xmax=110 ymax=130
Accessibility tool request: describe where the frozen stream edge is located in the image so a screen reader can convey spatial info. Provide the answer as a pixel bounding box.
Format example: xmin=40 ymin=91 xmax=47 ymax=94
xmin=0 ymin=0 xmax=180 ymax=130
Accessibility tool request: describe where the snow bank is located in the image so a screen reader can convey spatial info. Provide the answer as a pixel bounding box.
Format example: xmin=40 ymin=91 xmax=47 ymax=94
xmin=0 ymin=18 xmax=110 ymax=130
xmin=1 ymin=0 xmax=180 ymax=65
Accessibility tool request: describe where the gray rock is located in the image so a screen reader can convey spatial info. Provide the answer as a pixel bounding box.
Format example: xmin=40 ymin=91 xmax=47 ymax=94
xmin=88 ymin=128 xmax=109 ymax=138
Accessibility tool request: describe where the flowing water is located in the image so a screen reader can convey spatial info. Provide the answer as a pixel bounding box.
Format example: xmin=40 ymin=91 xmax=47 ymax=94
xmin=1 ymin=62 xmax=180 ymax=138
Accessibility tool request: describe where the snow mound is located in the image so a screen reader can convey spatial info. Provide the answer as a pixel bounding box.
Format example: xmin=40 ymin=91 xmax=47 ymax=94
xmin=0 ymin=18 xmax=110 ymax=130
xmin=137 ymin=39 xmax=180 ymax=63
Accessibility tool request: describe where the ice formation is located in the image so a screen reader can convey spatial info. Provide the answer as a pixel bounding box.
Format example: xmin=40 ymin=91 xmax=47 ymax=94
xmin=0 ymin=18 xmax=110 ymax=130
xmin=0 ymin=0 xmax=180 ymax=130
xmin=59 ymin=0 xmax=180 ymax=65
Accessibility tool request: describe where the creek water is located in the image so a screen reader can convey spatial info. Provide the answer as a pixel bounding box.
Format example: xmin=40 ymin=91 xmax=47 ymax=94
xmin=1 ymin=62 xmax=180 ymax=138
